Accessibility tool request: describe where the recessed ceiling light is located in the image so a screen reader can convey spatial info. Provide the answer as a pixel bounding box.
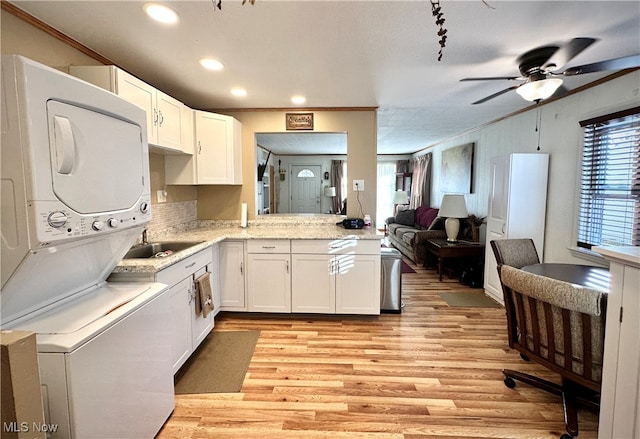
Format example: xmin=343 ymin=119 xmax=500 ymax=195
xmin=231 ymin=88 xmax=247 ymax=97
xmin=291 ymin=95 xmax=306 ymax=105
xmin=199 ymin=58 xmax=224 ymax=71
xmin=144 ymin=3 xmax=179 ymax=25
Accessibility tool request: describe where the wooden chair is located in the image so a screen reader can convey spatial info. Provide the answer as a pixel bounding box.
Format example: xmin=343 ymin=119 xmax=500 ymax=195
xmin=497 ymin=264 xmax=606 ymax=439
xmin=490 ymin=238 xmax=540 ymax=269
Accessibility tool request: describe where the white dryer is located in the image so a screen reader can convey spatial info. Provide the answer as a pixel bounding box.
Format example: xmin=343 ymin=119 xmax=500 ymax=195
xmin=1 ymin=56 xmax=174 ymax=438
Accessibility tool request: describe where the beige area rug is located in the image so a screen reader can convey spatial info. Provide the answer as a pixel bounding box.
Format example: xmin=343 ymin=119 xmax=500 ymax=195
xmin=438 ymin=292 xmax=502 ymax=308
xmin=174 ymin=330 xmax=260 ymax=394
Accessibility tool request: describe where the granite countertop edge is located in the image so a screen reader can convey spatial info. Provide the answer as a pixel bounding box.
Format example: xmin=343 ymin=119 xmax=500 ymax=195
xmin=112 ymin=222 xmax=383 ymax=275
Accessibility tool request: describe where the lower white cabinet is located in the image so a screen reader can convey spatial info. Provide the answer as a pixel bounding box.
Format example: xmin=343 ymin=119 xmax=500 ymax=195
xmin=218 ymin=238 xmax=381 ymax=315
xmin=247 ymin=240 xmax=291 ymax=312
xmin=596 ymin=247 xmax=640 ymax=439
xmin=335 ymin=254 xmax=381 ymax=314
xmin=155 ymin=249 xmax=215 ymax=373
xmin=219 ymin=240 xmax=247 ymax=311
xmin=291 ymin=239 xmax=381 ymax=315
xmin=291 ymin=253 xmax=336 ymax=313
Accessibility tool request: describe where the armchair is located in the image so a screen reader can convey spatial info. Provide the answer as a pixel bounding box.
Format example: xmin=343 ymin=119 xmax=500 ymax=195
xmin=497 ymin=265 xmax=606 ymax=439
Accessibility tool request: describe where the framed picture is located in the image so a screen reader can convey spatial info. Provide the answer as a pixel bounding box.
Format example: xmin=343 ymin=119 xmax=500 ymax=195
xmin=441 ymin=143 xmax=474 ymax=193
xmin=286 ymin=113 xmax=314 ymax=130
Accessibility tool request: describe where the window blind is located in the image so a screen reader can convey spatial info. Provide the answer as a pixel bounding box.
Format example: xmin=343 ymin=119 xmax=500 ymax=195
xmin=577 ymin=107 xmax=640 ymax=249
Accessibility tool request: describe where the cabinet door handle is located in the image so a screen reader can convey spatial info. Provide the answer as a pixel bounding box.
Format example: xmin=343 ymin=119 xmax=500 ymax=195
xmin=153 ymin=108 xmax=158 ymax=126
xmin=240 ymin=261 xmax=244 ymax=274
xmin=286 ymin=260 xmax=289 ymax=274
xmin=198 ymin=141 xmax=202 ymax=154
xmin=158 ymin=110 xmax=164 ymax=127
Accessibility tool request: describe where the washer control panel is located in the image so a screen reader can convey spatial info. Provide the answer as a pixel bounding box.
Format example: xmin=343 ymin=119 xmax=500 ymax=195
xmin=32 ymin=197 xmax=151 ymax=247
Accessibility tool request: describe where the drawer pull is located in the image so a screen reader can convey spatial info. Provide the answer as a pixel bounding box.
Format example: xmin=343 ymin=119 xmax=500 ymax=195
xmin=262 ymin=245 xmax=276 ymax=249
xmin=184 ymin=261 xmax=196 ymax=269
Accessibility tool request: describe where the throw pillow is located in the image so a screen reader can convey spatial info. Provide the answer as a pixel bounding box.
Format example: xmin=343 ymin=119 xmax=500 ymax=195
xmin=395 ymin=209 xmax=415 ymax=227
xmin=415 ymin=206 xmax=439 ymax=229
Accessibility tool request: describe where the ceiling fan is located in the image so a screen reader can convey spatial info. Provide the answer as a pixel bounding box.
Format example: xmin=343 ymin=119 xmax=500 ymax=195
xmin=461 ymin=38 xmax=640 ymax=104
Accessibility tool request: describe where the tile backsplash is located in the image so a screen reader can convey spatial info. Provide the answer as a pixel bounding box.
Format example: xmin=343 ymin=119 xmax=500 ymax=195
xmin=146 ymin=201 xmax=198 ymax=238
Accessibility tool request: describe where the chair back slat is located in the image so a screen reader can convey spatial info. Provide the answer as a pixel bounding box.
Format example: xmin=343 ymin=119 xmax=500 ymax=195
xmin=543 ymin=302 xmax=556 ymax=365
xmin=561 ymin=308 xmax=573 ymax=371
xmin=582 ymin=313 xmax=593 ymax=381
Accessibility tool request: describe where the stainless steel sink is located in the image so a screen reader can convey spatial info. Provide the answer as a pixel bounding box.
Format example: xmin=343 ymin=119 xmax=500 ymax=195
xmin=123 ymin=241 xmax=203 ymax=259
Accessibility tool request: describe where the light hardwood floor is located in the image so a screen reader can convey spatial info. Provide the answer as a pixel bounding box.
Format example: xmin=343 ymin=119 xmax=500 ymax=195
xmin=157 ymin=258 xmax=599 ymax=439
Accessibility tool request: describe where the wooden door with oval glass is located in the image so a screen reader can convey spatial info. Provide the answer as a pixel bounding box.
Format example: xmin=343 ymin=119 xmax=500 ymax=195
xmin=290 ymin=165 xmax=322 ymax=213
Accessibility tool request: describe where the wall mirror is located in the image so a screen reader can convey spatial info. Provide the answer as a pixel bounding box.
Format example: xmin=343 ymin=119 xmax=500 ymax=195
xmin=255 ymin=132 xmax=347 ymax=215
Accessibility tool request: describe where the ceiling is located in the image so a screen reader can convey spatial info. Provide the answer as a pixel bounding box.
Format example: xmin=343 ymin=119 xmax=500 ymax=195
xmin=10 ymin=1 xmax=640 ymax=155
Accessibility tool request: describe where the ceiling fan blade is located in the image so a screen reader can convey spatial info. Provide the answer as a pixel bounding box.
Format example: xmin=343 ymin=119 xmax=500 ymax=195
xmin=460 ymin=76 xmax=521 ymax=82
xmin=543 ymin=38 xmax=598 ymax=71
xmin=471 ymin=86 xmax=519 ymax=105
xmin=561 ymin=54 xmax=640 ymax=76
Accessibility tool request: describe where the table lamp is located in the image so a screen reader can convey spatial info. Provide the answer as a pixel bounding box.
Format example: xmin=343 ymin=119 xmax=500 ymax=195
xmin=439 ymin=194 xmax=468 ymax=242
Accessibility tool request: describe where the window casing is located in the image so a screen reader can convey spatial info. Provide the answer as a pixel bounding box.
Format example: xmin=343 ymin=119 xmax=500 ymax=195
xmin=577 ymin=107 xmax=640 ymax=249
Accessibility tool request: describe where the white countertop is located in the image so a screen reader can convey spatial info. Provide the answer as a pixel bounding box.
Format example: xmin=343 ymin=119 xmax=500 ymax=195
xmin=113 ymin=217 xmax=383 ymax=274
xmin=594 ymin=246 xmax=640 ymax=268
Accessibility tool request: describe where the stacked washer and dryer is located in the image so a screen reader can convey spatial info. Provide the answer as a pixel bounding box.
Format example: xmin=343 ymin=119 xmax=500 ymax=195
xmin=1 ymin=56 xmax=174 ymax=438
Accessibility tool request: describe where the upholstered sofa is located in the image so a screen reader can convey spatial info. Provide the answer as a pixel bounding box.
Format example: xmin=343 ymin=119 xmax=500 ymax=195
xmin=385 ymin=206 xmax=446 ymax=265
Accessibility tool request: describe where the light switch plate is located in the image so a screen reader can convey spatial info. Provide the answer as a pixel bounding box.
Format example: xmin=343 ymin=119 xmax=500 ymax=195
xmin=157 ymin=190 xmax=167 ymax=203
xmin=353 ymin=180 xmax=364 ymax=191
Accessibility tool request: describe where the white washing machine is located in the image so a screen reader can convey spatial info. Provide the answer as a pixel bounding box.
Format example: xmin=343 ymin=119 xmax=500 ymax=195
xmin=1 ymin=56 xmax=174 ymax=438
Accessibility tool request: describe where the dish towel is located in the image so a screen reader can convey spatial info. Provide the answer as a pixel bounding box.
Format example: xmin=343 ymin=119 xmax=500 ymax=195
xmin=195 ymin=273 xmax=214 ymax=318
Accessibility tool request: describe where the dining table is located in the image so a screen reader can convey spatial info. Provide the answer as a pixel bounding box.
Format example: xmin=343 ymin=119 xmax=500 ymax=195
xmin=521 ymin=263 xmax=610 ymax=292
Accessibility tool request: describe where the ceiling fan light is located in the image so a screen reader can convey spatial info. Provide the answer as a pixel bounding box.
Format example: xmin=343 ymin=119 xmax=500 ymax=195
xmin=516 ymin=78 xmax=563 ymax=102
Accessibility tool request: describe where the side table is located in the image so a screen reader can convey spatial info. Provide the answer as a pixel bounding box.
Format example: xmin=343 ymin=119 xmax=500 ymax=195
xmin=425 ymin=238 xmax=485 ymax=282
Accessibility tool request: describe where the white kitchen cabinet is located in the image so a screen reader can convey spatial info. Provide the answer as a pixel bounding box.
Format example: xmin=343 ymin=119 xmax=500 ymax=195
xmin=195 ymin=110 xmax=243 ymax=185
xmin=155 ymin=249 xmax=214 ymax=373
xmin=335 ymin=254 xmax=381 ymax=314
xmin=110 ymin=248 xmax=214 ymax=374
xmin=210 ymin=243 xmax=221 ymax=316
xmin=219 ymin=241 xmax=247 ymax=311
xmin=291 ymin=253 xmax=336 ymax=313
xmin=595 ymin=246 xmax=640 ymax=439
xmin=291 ymin=239 xmax=381 ymax=315
xmin=69 ymin=65 xmax=191 ymax=154
xmin=247 ymin=240 xmax=291 ymax=312
xmin=165 ymin=110 xmax=243 ymax=185
xmin=165 ymin=277 xmax=192 ymax=374
xmin=483 ymin=153 xmax=549 ymax=303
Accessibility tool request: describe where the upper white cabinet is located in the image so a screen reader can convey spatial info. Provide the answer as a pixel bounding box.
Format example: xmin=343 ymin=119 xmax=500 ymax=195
xmin=483 ymin=153 xmax=549 ymax=303
xmin=70 ymin=65 xmax=191 ymax=154
xmin=165 ymin=110 xmax=243 ymax=185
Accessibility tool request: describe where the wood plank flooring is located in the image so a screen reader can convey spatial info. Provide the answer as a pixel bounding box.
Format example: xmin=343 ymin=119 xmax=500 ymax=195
xmin=156 ymin=258 xmax=599 ymax=439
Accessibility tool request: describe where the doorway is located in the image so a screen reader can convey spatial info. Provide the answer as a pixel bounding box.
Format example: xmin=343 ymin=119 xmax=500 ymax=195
xmin=290 ymin=165 xmax=322 ymax=213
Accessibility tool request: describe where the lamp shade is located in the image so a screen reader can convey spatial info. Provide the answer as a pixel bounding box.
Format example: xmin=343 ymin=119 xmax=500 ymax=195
xmin=516 ymin=78 xmax=563 ymax=102
xmin=439 ymin=194 xmax=468 ymax=218
xmin=323 ymin=186 xmax=336 ymax=197
xmin=392 ymin=190 xmax=410 ymax=205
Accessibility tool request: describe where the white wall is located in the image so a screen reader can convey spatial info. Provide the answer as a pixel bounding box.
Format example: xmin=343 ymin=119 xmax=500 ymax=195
xmin=421 ymin=71 xmax=639 ymax=264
